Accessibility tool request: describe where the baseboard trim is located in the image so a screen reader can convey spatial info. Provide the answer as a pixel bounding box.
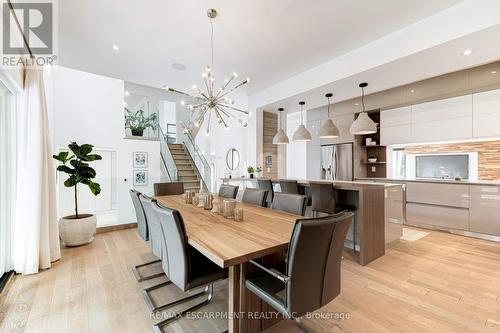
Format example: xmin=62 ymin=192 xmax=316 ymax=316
xmin=96 ymin=222 xmax=137 ymax=234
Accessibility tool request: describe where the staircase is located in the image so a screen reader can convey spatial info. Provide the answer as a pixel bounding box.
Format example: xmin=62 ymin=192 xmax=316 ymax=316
xmin=167 ymin=143 xmax=202 ymax=192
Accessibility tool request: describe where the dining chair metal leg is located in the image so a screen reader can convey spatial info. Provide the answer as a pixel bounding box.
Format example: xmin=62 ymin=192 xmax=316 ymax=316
xmin=239 ymin=263 xmax=246 ymax=333
xmin=152 ymin=284 xmax=215 ymax=333
xmin=132 ymin=259 xmax=164 ymax=282
xmin=142 ymin=281 xmax=174 ymax=312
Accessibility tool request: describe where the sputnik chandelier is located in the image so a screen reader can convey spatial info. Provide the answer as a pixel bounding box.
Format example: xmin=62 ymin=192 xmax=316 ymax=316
xmin=164 ymin=8 xmax=250 ymax=136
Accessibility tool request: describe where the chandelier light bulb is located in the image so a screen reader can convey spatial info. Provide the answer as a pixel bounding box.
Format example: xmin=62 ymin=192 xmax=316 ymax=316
xmin=180 ymin=100 xmax=185 ymax=105
xmin=192 ymin=84 xmax=197 ymax=90
xmin=246 ymin=77 xmax=251 ymax=83
xmin=233 ymin=72 xmax=238 ymax=78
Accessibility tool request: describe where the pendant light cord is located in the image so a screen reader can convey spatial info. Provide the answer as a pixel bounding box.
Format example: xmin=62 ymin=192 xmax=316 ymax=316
xmin=210 ymin=18 xmax=214 ymax=71
xmin=327 ymin=96 xmax=331 ymax=118
xmin=300 ymin=104 xmax=304 ymax=124
xmin=361 ymin=86 xmax=366 ymax=113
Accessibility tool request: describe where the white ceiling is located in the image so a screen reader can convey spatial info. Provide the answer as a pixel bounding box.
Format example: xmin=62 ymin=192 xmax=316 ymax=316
xmin=58 ymin=0 xmax=465 ymax=95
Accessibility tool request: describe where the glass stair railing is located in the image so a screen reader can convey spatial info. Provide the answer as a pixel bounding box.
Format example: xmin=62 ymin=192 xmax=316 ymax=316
xmin=159 ymin=126 xmax=179 ymax=182
xmin=183 ymin=127 xmax=213 ymax=192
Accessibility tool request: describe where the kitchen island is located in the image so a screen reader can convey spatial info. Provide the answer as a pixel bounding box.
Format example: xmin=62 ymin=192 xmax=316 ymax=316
xmin=222 ymin=178 xmax=404 ymax=265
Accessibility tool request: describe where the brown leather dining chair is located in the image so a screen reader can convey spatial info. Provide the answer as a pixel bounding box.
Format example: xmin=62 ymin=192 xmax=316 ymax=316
xmin=154 ymin=182 xmax=185 ymax=196
xmin=244 ymin=212 xmax=354 ymax=328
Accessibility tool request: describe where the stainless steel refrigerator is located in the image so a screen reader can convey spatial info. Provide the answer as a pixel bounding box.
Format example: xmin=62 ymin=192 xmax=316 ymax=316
xmin=320 ymin=143 xmax=353 ymax=181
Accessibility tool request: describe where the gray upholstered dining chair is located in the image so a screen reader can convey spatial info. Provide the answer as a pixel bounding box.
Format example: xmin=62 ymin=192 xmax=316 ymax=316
xmin=129 ymin=190 xmax=163 ymax=282
xmin=245 ymin=212 xmax=354 ymax=327
xmin=257 ymin=178 xmax=275 ymax=207
xmin=151 ymin=202 xmax=227 ymax=333
xmin=279 ymin=179 xmax=300 ymax=194
xmin=272 ymin=192 xmax=307 ymax=216
xmin=154 ymin=182 xmax=185 ymax=196
xmin=310 ymin=182 xmax=358 ymax=253
xmin=218 ymin=184 xmax=238 ymax=199
xmin=139 ymin=195 xmax=174 ymax=312
xmin=242 ymin=188 xmax=268 ymax=207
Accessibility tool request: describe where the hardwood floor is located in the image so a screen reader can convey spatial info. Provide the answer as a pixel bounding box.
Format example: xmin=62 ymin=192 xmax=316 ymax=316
xmin=1 ymin=227 xmax=500 ymax=333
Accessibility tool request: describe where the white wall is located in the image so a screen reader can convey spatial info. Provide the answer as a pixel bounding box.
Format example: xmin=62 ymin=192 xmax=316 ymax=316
xmin=286 ymin=112 xmax=307 ymax=179
xmin=51 ymin=66 xmax=164 ymax=227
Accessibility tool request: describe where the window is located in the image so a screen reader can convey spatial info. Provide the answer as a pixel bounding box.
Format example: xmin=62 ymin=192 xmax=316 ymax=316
xmin=391 ymin=147 xmax=406 ymax=179
xmin=415 ymin=154 xmax=469 ymax=179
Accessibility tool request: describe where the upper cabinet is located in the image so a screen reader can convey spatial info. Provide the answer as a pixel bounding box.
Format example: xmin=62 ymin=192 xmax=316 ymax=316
xmin=380 ymin=106 xmax=411 ymax=146
xmin=473 ymin=89 xmax=500 ymax=138
xmin=411 ymin=95 xmax=472 ymax=143
xmin=380 ymin=90 xmax=500 ymax=145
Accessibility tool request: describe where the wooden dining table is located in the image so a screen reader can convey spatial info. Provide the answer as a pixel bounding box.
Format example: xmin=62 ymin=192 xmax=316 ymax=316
xmin=155 ymin=194 xmax=301 ymax=333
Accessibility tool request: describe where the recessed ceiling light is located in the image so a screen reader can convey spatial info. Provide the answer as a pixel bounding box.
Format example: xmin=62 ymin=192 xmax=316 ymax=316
xmin=113 ymin=45 xmax=119 ymax=51
xmin=410 ymin=89 xmax=415 ymax=93
xmin=492 ymin=70 xmax=497 ymax=74
xmin=463 ymin=49 xmax=472 ymax=56
xmin=354 ymin=102 xmax=359 ymax=106
xmin=125 ymin=91 xmax=130 ymax=96
xmin=171 ymin=63 xmax=187 ymax=71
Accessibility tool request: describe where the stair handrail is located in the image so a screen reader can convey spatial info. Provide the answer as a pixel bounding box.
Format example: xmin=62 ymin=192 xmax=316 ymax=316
xmin=159 ymin=126 xmax=179 ymax=182
xmin=182 ymin=126 xmax=212 ymax=192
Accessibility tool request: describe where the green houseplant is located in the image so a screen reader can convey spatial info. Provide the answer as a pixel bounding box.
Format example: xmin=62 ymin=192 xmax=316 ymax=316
xmin=125 ymin=108 xmax=158 ymax=136
xmin=247 ymin=166 xmax=255 ymax=178
xmin=53 ymin=142 xmax=102 ymax=246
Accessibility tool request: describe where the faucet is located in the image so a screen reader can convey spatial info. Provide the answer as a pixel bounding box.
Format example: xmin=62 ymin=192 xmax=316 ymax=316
xmin=439 ymin=166 xmax=449 ymax=179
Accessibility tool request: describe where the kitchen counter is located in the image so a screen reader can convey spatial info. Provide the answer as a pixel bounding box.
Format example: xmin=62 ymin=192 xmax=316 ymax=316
xmin=222 ymin=177 xmax=405 ymax=265
xmin=355 ymin=177 xmax=500 ymax=186
xmin=222 ymin=177 xmax=402 ymax=188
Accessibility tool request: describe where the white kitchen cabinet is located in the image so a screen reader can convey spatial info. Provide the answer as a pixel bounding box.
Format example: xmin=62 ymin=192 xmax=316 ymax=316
xmin=380 ymin=106 xmax=412 ymax=146
xmin=411 ymin=116 xmax=472 ymax=143
xmin=473 ymin=89 xmax=500 ymax=138
xmin=381 ymin=106 xmax=411 ymax=127
xmin=306 ymin=145 xmax=321 ymax=179
xmin=411 ymin=95 xmax=473 ymax=143
xmin=411 ymin=95 xmax=472 ymax=122
xmin=381 ymin=124 xmax=412 ymax=146
xmin=469 ymin=185 xmax=500 ymax=236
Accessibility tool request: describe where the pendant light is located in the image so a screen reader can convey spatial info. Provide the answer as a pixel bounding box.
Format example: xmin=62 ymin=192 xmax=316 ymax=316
xmin=293 ymin=101 xmax=311 ymax=142
xmin=272 ymin=108 xmax=289 ymax=144
xmin=350 ymin=82 xmax=377 ymax=135
xmin=319 ymin=93 xmax=340 ymax=138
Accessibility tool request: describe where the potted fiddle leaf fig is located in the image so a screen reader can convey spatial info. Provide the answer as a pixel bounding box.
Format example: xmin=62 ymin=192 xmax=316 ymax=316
xmin=53 ymin=142 xmax=102 ymax=246
xmin=125 ymin=108 xmax=158 ymax=136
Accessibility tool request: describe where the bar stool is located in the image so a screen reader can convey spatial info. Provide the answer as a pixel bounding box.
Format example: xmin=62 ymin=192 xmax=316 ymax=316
xmin=257 ymin=178 xmax=274 ymax=207
xmin=279 ymin=179 xmax=300 ymax=194
xmin=309 ymin=182 xmax=358 ymax=253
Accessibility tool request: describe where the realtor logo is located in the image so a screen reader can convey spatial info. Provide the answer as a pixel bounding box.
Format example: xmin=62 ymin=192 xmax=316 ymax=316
xmin=2 ymin=0 xmax=57 ymax=66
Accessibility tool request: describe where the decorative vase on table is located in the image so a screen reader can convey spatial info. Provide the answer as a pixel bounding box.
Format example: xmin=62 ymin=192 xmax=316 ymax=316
xmin=53 ymin=142 xmax=102 ymax=246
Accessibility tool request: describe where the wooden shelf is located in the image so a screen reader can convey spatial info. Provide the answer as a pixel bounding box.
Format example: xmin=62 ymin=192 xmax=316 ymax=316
xmin=363 ymin=162 xmax=386 ymax=165
xmin=362 ymin=145 xmax=384 ymax=148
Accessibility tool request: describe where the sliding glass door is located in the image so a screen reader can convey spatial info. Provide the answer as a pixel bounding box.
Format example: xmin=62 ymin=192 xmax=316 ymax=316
xmin=0 ymin=79 xmax=15 ymax=279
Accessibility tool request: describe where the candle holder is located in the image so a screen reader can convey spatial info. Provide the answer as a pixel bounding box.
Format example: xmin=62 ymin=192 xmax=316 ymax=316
xmin=192 ymin=195 xmax=199 ymax=206
xmin=234 ymin=207 xmax=244 ymax=222
xmin=223 ymin=199 xmax=236 ymax=219
xmin=185 ymin=190 xmax=194 ymax=204
xmin=211 ymin=201 xmax=219 ymax=214
xmin=204 ymin=194 xmax=213 ymax=210
xmin=197 ymin=194 xmax=205 ymax=208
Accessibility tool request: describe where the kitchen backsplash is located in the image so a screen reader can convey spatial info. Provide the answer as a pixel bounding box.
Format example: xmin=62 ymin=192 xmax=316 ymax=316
xmin=405 ymin=140 xmax=500 ymax=180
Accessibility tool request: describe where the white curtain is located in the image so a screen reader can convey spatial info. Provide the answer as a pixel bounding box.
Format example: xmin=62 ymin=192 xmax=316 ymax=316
xmin=13 ymin=66 xmax=61 ymax=275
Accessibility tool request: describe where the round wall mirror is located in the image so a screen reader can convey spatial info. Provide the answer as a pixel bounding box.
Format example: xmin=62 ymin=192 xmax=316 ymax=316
xmin=226 ymin=148 xmax=240 ymax=170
